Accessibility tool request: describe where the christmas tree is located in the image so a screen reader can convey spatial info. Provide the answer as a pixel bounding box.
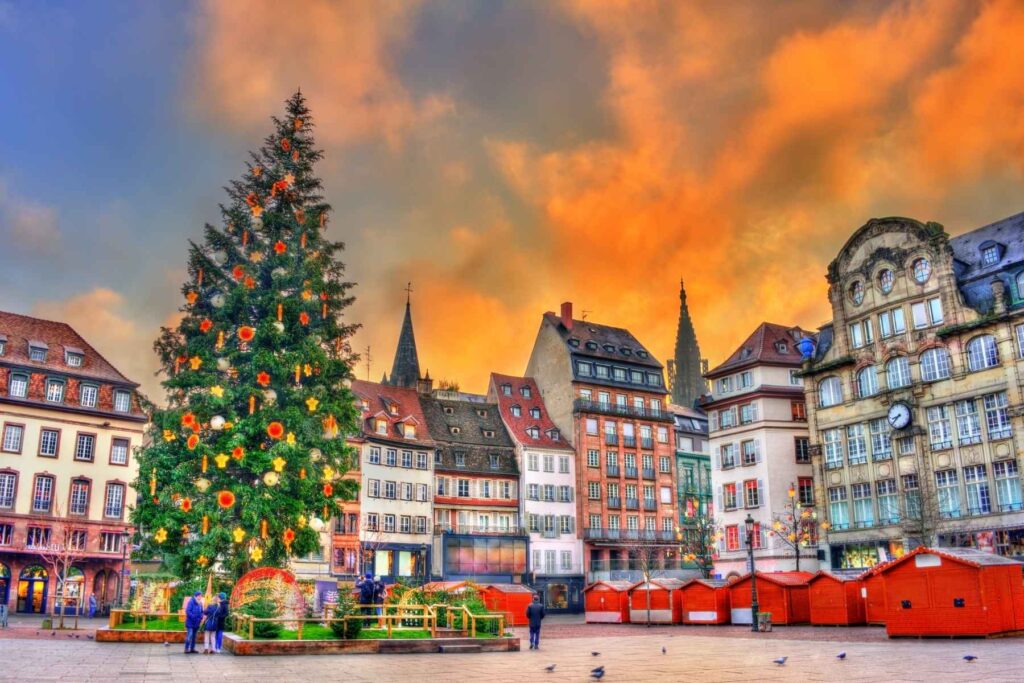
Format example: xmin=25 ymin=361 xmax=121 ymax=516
xmin=132 ymin=92 xmax=360 ymax=580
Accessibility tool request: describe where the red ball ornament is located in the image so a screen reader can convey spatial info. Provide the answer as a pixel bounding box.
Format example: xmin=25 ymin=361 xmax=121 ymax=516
xmin=257 ymin=371 xmax=271 ymax=387
xmin=267 ymin=422 xmax=285 ymax=440
xmin=186 ymin=434 xmax=200 ymax=450
xmin=199 ymin=319 xmax=213 ymax=333
xmin=280 ymin=138 xmax=291 ymax=152
xmin=238 ymin=326 xmax=255 ymax=342
xmin=217 ymin=490 xmax=236 ymax=508
xmin=273 ymin=240 xmax=287 ymax=254
xmin=323 ymin=483 xmax=333 ymax=496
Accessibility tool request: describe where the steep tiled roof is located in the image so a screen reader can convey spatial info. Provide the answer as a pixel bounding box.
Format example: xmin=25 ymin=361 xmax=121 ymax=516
xmin=0 ymin=310 xmax=137 ymax=385
xmin=422 ymin=396 xmax=518 ymax=476
xmin=706 ymin=322 xmax=807 ymax=377
xmin=950 ymin=212 xmax=1024 ymax=312
xmin=543 ymin=312 xmax=663 ymax=369
xmin=350 ymin=379 xmax=434 ymax=447
xmin=488 ymin=373 xmax=573 ymax=452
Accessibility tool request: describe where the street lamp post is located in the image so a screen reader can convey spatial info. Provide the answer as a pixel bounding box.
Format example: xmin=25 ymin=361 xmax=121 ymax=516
xmin=420 ymin=543 xmax=428 ymax=585
xmin=744 ymin=514 xmax=758 ymax=633
xmin=117 ymin=529 xmax=131 ymax=607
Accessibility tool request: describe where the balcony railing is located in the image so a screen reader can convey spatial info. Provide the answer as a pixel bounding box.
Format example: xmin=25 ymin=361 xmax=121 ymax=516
xmin=643 ymin=499 xmax=657 ymax=511
xmin=642 ymin=468 xmax=656 ymax=480
xmin=623 ymin=436 xmax=637 ymax=448
xmin=625 ymin=498 xmax=639 ymax=510
xmin=533 ymin=564 xmax=583 ymax=576
xmin=607 ymin=496 xmax=621 ymax=509
xmin=584 ymin=528 xmax=677 ymax=542
xmin=999 ymin=502 xmax=1024 ymax=512
xmin=573 ymin=399 xmax=673 ymax=422
xmin=640 ymin=438 xmax=654 ymax=449
xmin=606 ymin=465 xmax=620 ymax=477
xmin=541 ymin=529 xmax=560 ymax=539
xmin=624 ymin=466 xmax=639 ymax=478
xmin=605 ymin=435 xmax=619 ymax=446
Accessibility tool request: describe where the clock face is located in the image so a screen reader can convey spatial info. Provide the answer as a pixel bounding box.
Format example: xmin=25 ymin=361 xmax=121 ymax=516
xmin=887 ymin=402 xmax=912 ymax=430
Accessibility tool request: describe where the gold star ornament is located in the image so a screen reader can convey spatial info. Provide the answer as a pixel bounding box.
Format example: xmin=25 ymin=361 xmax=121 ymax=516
xmin=286 ymin=432 xmax=296 ymax=446
xmin=189 ymin=356 xmax=203 ymax=370
xmin=162 ymin=430 xmax=176 ymax=442
xmin=154 ymin=528 xmax=168 ymax=544
xmin=272 ymin=456 xmax=286 ymax=472
xmin=214 ymin=453 xmax=230 ymax=469
xmin=250 ymin=547 xmax=263 ymax=562
xmin=232 ymin=527 xmax=246 ymax=543
xmin=305 ymin=397 xmax=319 ymax=413
xmin=210 ymin=385 xmax=224 ymax=398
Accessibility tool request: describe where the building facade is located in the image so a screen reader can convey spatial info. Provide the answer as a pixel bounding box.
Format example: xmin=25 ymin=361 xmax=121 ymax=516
xmin=803 ymin=214 xmax=1024 ymax=570
xmin=704 ymin=323 xmax=818 ymax=576
xmin=526 ymin=302 xmax=681 ymax=582
xmin=0 ymin=312 xmax=147 ymax=614
xmin=422 ymin=393 xmax=526 ymax=581
xmin=669 ymin=404 xmax=712 ymax=527
xmin=350 ymin=379 xmax=434 ymax=583
xmin=489 ymin=373 xmax=583 ymax=612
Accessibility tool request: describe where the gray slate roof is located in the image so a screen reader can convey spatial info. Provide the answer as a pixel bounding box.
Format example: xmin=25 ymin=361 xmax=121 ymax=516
xmin=422 ymin=396 xmax=519 ymax=476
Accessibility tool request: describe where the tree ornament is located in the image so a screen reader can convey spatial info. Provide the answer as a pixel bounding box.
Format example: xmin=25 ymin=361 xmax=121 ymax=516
xmin=232 ymin=265 xmax=245 ymax=280
xmin=297 ymin=515 xmax=307 ymax=528
xmin=322 ymin=303 xmax=328 ymax=319
xmin=262 ymin=471 xmax=280 ymax=487
xmin=232 ymin=446 xmax=245 ymax=460
xmin=273 ymin=321 xmax=285 ymax=333
xmin=187 ymin=434 xmax=200 ymax=450
xmin=201 ymin=454 xmax=208 ymax=473
xmin=195 ymin=477 xmax=211 ymax=493
xmin=304 ymin=364 xmax=313 ymax=377
xmin=249 ymin=251 xmax=264 ymax=264
xmin=309 ymin=448 xmax=322 ymax=461
xmin=232 ymin=527 xmax=246 ymax=543
xmin=211 ymin=294 xmax=226 ymax=308
xmin=286 ymin=432 xmax=296 ymax=445
xmin=154 ymin=528 xmax=168 ymax=544
xmin=186 ymin=291 xmax=198 ymax=305
xmin=299 ymin=311 xmax=310 ymax=326
xmin=292 ymin=150 xmax=299 ymax=162
xmin=189 ymin=356 xmax=203 ymax=370
xmin=267 ymin=422 xmax=285 ymax=440
xmin=252 ymin=165 xmax=263 ymax=177
xmin=210 ymin=415 xmax=226 ymax=431
xmin=322 ymin=415 xmax=338 ymax=440
xmin=263 ymin=389 xmax=277 ymax=405
xmin=322 ymin=466 xmax=335 ymax=481
xmin=295 ymin=364 xmax=301 ymax=383
xmin=181 ymin=497 xmax=193 ymax=512
xmin=197 ymin=268 xmax=204 ymax=286
xmin=305 ymin=397 xmax=319 ymax=413
xmin=215 ymin=453 xmax=230 ymax=469
xmin=280 ymin=138 xmax=291 ymax=152
xmin=199 ymin=318 xmax=213 ymax=333
xmin=216 ymin=357 xmax=231 ymax=372
xmin=299 ymin=467 xmax=306 ymax=479
xmin=271 ymin=181 xmax=288 ymax=198
xmin=276 ymin=303 xmax=283 ymax=321
xmin=294 ymin=207 xmax=306 ymax=224
xmin=210 ymin=386 xmax=225 ymax=399
xmin=202 ymin=515 xmax=209 ymax=535
xmin=309 ymin=517 xmax=325 ymax=532
xmin=271 ymin=456 xmax=286 ymax=473
xmin=323 ymin=482 xmax=334 ymax=496
xmin=218 ymin=490 xmax=236 ymax=508
xmin=283 ymin=172 xmax=296 ymax=186
xmin=250 ymin=547 xmax=263 ymax=562
xmin=249 ymin=395 xmax=256 ymax=415
xmin=301 ymin=232 xmax=308 ymax=249
xmin=197 ymin=555 xmax=209 ymax=567
xmin=181 ymin=412 xmax=196 ymax=427
xmin=301 ymin=289 xmax=313 ymax=301
xmin=162 ymin=429 xmax=176 ymax=442
xmin=257 ymin=371 xmax=272 ymax=387
xmin=283 ymin=528 xmax=295 ymax=551
xmin=244 ymin=276 xmax=256 ymax=289
xmin=149 ymin=470 xmax=157 ymax=495
xmin=238 ymin=325 xmax=255 ymax=342
xmin=261 ymin=519 xmax=268 ymax=539
xmin=245 ymin=191 xmax=260 ymax=209
xmin=293 ymin=117 xmax=303 ymax=130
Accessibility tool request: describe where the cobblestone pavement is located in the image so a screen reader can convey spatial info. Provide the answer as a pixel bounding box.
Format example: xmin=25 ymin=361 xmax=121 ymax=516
xmin=0 ymin=629 xmax=1019 ymax=682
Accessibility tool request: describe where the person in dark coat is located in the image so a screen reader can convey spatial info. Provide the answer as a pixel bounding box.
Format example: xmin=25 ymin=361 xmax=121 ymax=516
xmin=372 ymin=576 xmax=387 ymax=626
xmin=525 ymin=594 xmax=545 ymax=650
xmin=214 ymin=592 xmax=229 ymax=653
xmin=184 ymin=591 xmax=203 ymax=654
xmin=88 ymin=593 xmax=97 ymax=619
xmin=356 ymin=572 xmax=375 ymax=616
xmin=202 ymin=596 xmax=219 ymax=653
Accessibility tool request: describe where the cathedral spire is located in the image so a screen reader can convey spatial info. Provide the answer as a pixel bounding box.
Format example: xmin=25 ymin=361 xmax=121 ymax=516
xmin=387 ymin=285 xmax=421 ymax=389
xmin=671 ymin=279 xmax=707 ymax=407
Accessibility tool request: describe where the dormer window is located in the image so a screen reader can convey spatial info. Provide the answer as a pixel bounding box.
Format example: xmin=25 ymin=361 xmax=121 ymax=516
xmin=483 ymin=429 xmax=495 ymax=438
xmin=376 ymin=419 xmax=388 ymax=435
xmin=981 ymin=243 xmax=1002 ymax=266
xmin=620 ymin=347 xmax=632 ymax=356
xmin=65 ymin=348 xmax=84 ymax=367
xmin=0 ymin=336 xmax=6 ymax=356
xmin=585 ymin=341 xmax=598 ymax=350
xmin=501 ymin=384 xmax=512 ymax=396
xmin=568 ymin=338 xmax=580 ymax=347
xmin=489 ymin=454 xmax=500 ymax=469
xmin=114 ymin=390 xmax=131 ymax=413
xmin=520 ymin=386 xmax=532 ymax=398
xmin=602 ymin=344 xmax=615 ymax=353
xmin=476 ymin=408 xmax=488 ymax=418
xmin=28 ymin=341 xmax=48 ymax=362
xmin=455 ymin=451 xmax=465 ymax=467
xmin=443 ymin=406 xmax=454 ymax=415
xmin=360 ymin=399 xmax=370 ymax=411
xmin=511 ymin=405 xmax=521 ymax=417
xmin=403 ymin=424 xmax=416 ymax=438
xmin=776 ymin=342 xmax=789 ymax=353
xmin=530 ymin=408 xmax=541 ymax=419
xmin=388 ymin=402 xmax=398 ymax=415
xmin=636 ymin=350 xmax=648 ymax=359
xmin=450 ymin=426 xmax=461 ymax=435
xmin=526 ymin=427 xmax=540 ymax=439
xmin=548 ymin=429 xmax=560 ymax=441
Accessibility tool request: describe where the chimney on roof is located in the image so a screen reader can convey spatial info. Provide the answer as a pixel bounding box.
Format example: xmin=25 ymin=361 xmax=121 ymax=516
xmin=560 ymin=302 xmax=573 ymax=330
xmin=417 ymin=370 xmax=433 ymax=397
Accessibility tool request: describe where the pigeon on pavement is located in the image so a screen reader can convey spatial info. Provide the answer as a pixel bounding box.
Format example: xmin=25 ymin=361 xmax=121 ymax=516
xmin=773 ymin=657 xmax=788 ymax=666
xmin=662 ymin=646 xmax=667 ymax=654
xmin=592 ymin=651 xmax=600 ymax=656
xmin=591 ymin=671 xmax=605 ymax=681
xmin=544 ymin=664 xmax=556 ymax=672
xmin=837 ymin=652 xmax=846 ymax=660
xmin=591 ymin=666 xmax=605 ymax=674
xmin=964 ymin=655 xmax=978 ymax=662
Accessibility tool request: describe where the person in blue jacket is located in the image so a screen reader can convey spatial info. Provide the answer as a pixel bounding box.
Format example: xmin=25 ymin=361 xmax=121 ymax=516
xmin=202 ymin=595 xmax=220 ymax=653
xmin=184 ymin=591 xmax=204 ymax=654
xmin=214 ymin=592 xmax=229 ymax=653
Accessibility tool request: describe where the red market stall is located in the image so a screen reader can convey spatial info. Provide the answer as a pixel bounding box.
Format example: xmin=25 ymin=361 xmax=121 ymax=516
xmin=628 ymin=578 xmax=686 ymax=624
xmin=807 ymin=572 xmax=865 ymax=625
xmin=478 ymin=583 xmax=536 ymax=626
xmin=678 ymin=579 xmax=731 ymax=624
xmin=879 ymin=547 xmax=1024 ymax=637
xmin=728 ymin=572 xmax=813 ymax=625
xmin=858 ymin=563 xmax=891 ymax=625
xmin=584 ymin=580 xmax=633 ymax=623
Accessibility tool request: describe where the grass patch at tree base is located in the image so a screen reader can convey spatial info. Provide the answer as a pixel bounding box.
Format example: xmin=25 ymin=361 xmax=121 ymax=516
xmin=114 ymin=618 xmax=185 ymax=631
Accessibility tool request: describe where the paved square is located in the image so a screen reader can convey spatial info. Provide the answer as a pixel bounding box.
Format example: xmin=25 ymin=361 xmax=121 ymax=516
xmin=0 ymin=623 xmax=1020 ymax=682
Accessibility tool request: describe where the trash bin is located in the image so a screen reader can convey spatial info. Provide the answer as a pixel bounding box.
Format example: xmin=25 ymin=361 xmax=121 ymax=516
xmin=757 ymin=611 xmax=773 ymax=632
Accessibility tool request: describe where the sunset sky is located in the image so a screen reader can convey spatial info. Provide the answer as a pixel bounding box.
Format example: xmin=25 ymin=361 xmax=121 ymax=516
xmin=1 ymin=1 xmax=1022 ymax=402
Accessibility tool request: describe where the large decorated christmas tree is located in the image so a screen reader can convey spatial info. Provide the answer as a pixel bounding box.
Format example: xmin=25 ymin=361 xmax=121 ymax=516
xmin=132 ymin=93 xmax=359 ymax=579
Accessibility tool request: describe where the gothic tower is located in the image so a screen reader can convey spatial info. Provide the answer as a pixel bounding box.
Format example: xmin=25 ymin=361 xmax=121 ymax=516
xmin=671 ymin=279 xmax=707 ymax=407
xmin=386 ymin=285 xmax=421 ymax=389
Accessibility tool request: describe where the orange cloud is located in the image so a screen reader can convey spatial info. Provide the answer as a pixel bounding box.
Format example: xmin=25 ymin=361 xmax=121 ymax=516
xmin=188 ymin=0 xmax=453 ymax=148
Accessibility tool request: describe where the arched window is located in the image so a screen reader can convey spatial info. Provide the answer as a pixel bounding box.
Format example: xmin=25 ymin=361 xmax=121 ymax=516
xmin=878 ymin=269 xmax=894 ymax=294
xmin=966 ymin=335 xmax=999 ymax=371
xmin=920 ymin=348 xmax=951 ymax=381
xmin=818 ymin=377 xmax=843 ymax=407
xmin=912 ymin=258 xmax=931 ymax=283
xmin=856 ymin=366 xmax=878 ymax=398
xmin=886 ymin=356 xmax=911 ymax=389
xmin=849 ymin=281 xmax=864 ymax=305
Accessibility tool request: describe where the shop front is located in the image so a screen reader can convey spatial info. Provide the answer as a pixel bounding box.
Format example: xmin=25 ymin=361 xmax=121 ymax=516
xmin=362 ymin=543 xmax=431 ymax=585
xmin=829 ymin=540 xmax=905 ymax=571
xmin=527 ymin=574 xmax=584 ymax=613
xmin=440 ymin=534 xmax=528 ymax=582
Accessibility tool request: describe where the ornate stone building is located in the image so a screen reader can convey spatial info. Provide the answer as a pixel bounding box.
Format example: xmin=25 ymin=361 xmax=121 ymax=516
xmin=803 ymin=214 xmax=1024 ymax=570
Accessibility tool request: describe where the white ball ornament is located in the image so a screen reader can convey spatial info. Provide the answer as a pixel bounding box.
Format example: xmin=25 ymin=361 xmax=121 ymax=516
xmin=309 ymin=517 xmax=325 ymax=532
xmin=272 ymin=268 xmax=287 ymax=279
xmin=211 ymin=294 xmax=226 ymax=309
xmin=309 ymin=448 xmax=323 ymax=462
xmin=216 ymin=358 xmax=231 ymax=372
xmin=263 ymin=389 xmax=277 ymax=405
xmin=273 ymin=321 xmax=285 ymax=333
xmin=263 ymin=471 xmax=280 ymax=487
xmin=210 ymin=415 xmax=226 ymax=431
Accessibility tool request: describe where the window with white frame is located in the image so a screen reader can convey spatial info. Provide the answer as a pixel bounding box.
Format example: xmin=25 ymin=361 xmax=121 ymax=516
xmin=955 ymin=399 xmax=982 ymax=445
xmin=75 ymin=434 xmax=95 ymax=461
xmin=659 ymin=455 xmax=671 ymax=473
xmin=903 ymin=474 xmax=921 ymax=519
xmin=828 ymin=487 xmax=849 ymax=529
xmin=846 ymin=424 xmax=867 ymax=465
xmin=0 ymin=472 xmax=16 ymax=508
xmin=45 ymin=379 xmax=65 ymax=403
xmin=966 ymin=335 xmax=999 ymax=372
xmin=39 ymin=429 xmax=59 ymax=457
xmin=964 ymin=465 xmax=991 ymax=515
xmin=417 ymin=483 xmax=428 ymax=501
xmin=401 ymin=451 xmax=413 ymax=468
xmin=383 ymin=481 xmax=397 ymax=499
xmin=920 ymin=348 xmax=951 ymax=381
xmin=739 ymin=371 xmax=753 ymax=388
xmin=994 ymin=462 xmax=1022 ymax=511
xmin=402 ymin=482 xmax=413 ymax=500
xmin=543 ymin=454 xmax=554 ymax=472
xmin=739 ymin=403 xmax=757 ymax=424
xmin=27 ymin=526 xmax=50 ymax=548
xmin=876 ymin=479 xmax=899 ymax=523
xmin=416 ymin=516 xmax=428 ymax=534
xmin=365 ymin=513 xmax=379 ymax=531
xmin=559 ymin=485 xmax=572 ymax=502
xmin=368 ymin=447 xmax=380 ymax=465
xmin=8 ymin=373 xmax=28 ymax=398
xmin=818 ymin=376 xmax=843 ymax=407
xmin=114 ymin=390 xmax=131 ymax=413
xmin=886 ymin=356 xmax=911 ymax=389
xmin=559 ymin=455 xmax=570 ymax=473
xmin=983 ymin=392 xmax=1012 ymax=439
xmin=383 ymin=515 xmax=396 ymax=532
xmin=588 ymin=482 xmax=600 ymax=499
xmin=416 ymin=451 xmax=428 ymax=469
xmin=104 ymin=482 xmax=125 ymax=518
xmin=587 ymin=449 xmax=599 ymax=467
xmin=110 ymin=438 xmax=130 ymax=465
xmin=849 ymin=323 xmax=864 ymax=349
xmin=400 ymin=516 xmax=411 ymax=533
xmin=80 ymin=384 xmax=98 ymax=408
xmin=982 ymin=245 xmax=1000 ymax=265
xmin=2 ymin=424 xmax=23 ymax=453
xmin=368 ymin=479 xmax=380 ymax=497
xmin=1016 ymin=324 xmax=1024 ymax=359
xmin=912 ymin=258 xmax=931 ymax=283
xmin=720 ymin=443 xmax=737 ymax=469
xmin=386 ymin=449 xmax=397 ymax=466
xmin=852 ymin=483 xmax=874 ymax=528
xmin=927 ymin=405 xmax=952 ymax=449
xmin=856 ymin=366 xmax=878 ymax=398
xmin=722 ymin=483 xmax=737 ymax=510
xmin=33 ymin=475 xmax=54 ymax=512
xmin=28 ymin=345 xmax=47 ymax=362
xmin=741 ymin=440 xmax=758 ymax=466
xmin=869 ymin=418 xmax=891 ymax=460
xmin=719 ymin=407 xmax=736 ymax=427
xmin=789 ymin=369 xmax=802 ymax=385
xmin=935 ymin=470 xmax=961 ymax=518
xmin=823 ymin=429 xmax=844 ymax=469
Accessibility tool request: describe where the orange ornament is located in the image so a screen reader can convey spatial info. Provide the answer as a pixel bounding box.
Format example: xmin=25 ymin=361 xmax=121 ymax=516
xmin=186 ymin=291 xmax=198 ymax=305
xmin=299 ymin=311 xmax=310 ymax=326
xmin=300 ymin=232 xmax=307 ymax=249
xmin=245 ymin=191 xmax=260 ymax=208
xmin=261 ymin=519 xmax=268 ymax=539
xmin=299 ymin=468 xmax=306 ymax=480
xmin=199 ymin=319 xmax=213 ymax=333
xmin=244 ymin=276 xmax=255 ymax=289
xmin=238 ymin=326 xmax=255 ymax=342
xmin=186 ymin=434 xmax=199 ymax=450
xmin=267 ymin=422 xmax=285 ymax=440
xmin=273 ymin=240 xmax=287 ymax=254
xmin=181 ymin=412 xmax=196 ymax=427
xmin=252 ymin=166 xmax=263 ymax=177
xmin=292 ymin=150 xmax=299 ymax=162
xmin=217 ymin=490 xmax=235 ymax=508
xmin=232 ymin=265 xmax=245 ymax=279
xmin=277 ymin=303 xmax=283 ymax=322
xmin=280 ymin=138 xmax=291 ymax=152
xmin=283 ymin=528 xmax=295 ymax=548
xmin=202 ymin=515 xmax=210 ymax=535
xmin=202 ymin=454 xmax=208 ymax=473
xmin=293 ymin=117 xmax=303 ymax=130
xmin=257 ymin=371 xmax=271 ymax=387
xmin=323 ymin=483 xmax=334 ymax=496
xmin=181 ymin=498 xmax=192 ymax=512
xmin=232 ymin=446 xmax=245 ymax=460
xmin=271 ymin=180 xmax=288 ymax=197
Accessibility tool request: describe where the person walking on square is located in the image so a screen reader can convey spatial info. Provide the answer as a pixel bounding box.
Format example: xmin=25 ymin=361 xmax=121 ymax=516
xmin=202 ymin=595 xmax=220 ymax=654
xmin=214 ymin=592 xmax=229 ymax=653
xmin=526 ymin=594 xmax=545 ymax=650
xmin=184 ymin=591 xmax=203 ymax=654
xmin=88 ymin=593 xmax=97 ymax=619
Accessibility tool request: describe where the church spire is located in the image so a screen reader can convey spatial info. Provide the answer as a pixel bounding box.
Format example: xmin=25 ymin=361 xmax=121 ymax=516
xmin=386 ymin=284 xmax=421 ymax=389
xmin=670 ymin=279 xmax=707 ymax=407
